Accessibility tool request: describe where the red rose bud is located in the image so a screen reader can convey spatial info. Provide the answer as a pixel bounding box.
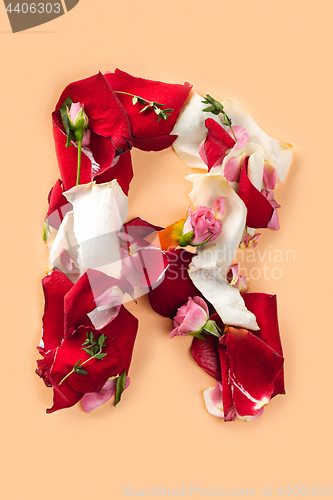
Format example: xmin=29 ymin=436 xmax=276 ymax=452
xmin=180 ymin=206 xmax=222 ymax=246
xmin=67 ymin=102 xmax=89 ymax=131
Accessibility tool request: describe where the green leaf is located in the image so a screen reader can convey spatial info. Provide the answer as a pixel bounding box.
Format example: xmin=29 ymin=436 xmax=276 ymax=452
xmin=132 ymin=96 xmax=138 ymax=105
xmin=98 ymin=334 xmax=106 ymax=347
xmin=76 ymin=368 xmax=88 ymax=375
xmin=139 ymin=105 xmax=150 ymax=113
xmin=202 ymin=106 xmax=215 ymax=113
xmin=59 ymin=96 xmax=74 ymax=147
xmin=137 ymin=97 xmax=147 ymax=105
xmin=95 ymin=353 xmax=107 ymax=360
xmin=89 ymin=332 xmax=94 ymax=342
xmin=83 ymin=347 xmax=95 ymax=356
xmin=114 ymin=370 xmax=127 ymax=406
xmin=43 ymin=220 xmax=50 ymax=242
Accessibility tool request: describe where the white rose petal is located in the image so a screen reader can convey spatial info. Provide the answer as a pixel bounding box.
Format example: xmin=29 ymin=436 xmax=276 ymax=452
xmin=64 ymin=180 xmax=128 ymax=279
xmin=222 ymin=98 xmax=293 ymax=183
xmin=172 ymin=92 xmax=222 ymax=170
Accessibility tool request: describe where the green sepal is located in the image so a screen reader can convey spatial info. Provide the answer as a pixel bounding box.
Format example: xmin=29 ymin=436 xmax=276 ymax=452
xmin=202 ymin=320 xmax=221 ymax=338
xmin=179 ymin=231 xmax=194 ymax=247
xmin=114 ymin=370 xmax=127 ymax=406
xmin=59 ymin=96 xmax=74 ymax=147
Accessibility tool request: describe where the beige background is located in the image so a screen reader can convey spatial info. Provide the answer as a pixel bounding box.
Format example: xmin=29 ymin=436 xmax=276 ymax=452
xmin=0 ymin=1 xmax=332 ymax=498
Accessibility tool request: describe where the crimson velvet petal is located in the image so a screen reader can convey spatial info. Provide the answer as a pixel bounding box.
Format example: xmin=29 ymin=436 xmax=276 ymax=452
xmin=237 ymin=157 xmax=274 ymax=228
xmin=148 ymin=249 xmax=202 ymax=318
xmin=93 ymin=151 xmax=133 ymax=195
xmin=41 ymin=270 xmax=73 ymax=351
xmin=190 ymin=333 xmax=221 ymax=382
xmin=104 ymin=69 xmax=192 ymax=151
xmin=53 ymin=72 xmax=132 ymax=191
xmin=221 ymin=327 xmax=284 ymax=417
xmin=124 ymin=217 xmax=163 ymax=240
xmin=243 ymin=293 xmax=285 ymax=396
xmin=46 ymin=179 xmax=72 ymax=230
xmin=64 ymin=269 xmax=134 ymax=336
xmin=202 ymin=118 xmax=235 ymax=171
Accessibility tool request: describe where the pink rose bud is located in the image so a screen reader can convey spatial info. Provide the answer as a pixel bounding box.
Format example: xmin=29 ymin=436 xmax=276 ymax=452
xmin=181 ymin=205 xmax=222 ymax=246
xmin=68 ymin=102 xmax=89 ymax=130
xmin=170 ymin=296 xmax=209 ymax=338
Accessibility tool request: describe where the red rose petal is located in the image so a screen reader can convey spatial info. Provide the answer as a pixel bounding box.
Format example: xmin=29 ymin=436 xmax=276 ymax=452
xmin=46 ymin=374 xmax=83 ymax=414
xmin=51 ymin=327 xmax=122 ymax=394
xmin=105 ymin=69 xmax=192 ymax=151
xmin=238 ymin=157 xmax=274 ymax=228
xmin=243 ymin=293 xmax=285 ymax=396
xmin=202 ymin=119 xmax=235 ymax=171
xmin=41 ymin=270 xmax=73 ymax=351
xmin=55 ymin=72 xmax=131 ymax=147
xmin=64 ymin=270 xmax=133 ymax=336
xmin=124 ymin=217 xmax=164 ymax=240
xmin=95 ymin=151 xmax=133 ymax=195
xmin=85 ymin=130 xmax=117 ymax=174
xmin=36 ymin=348 xmax=55 ymax=387
xmin=190 ymin=334 xmax=221 ymax=381
xmin=46 ymin=179 xmax=73 ymax=230
xmin=222 ymin=327 xmax=284 ymax=416
xmin=217 ymin=344 xmax=236 ymax=421
xmin=101 ymin=305 xmax=138 ymax=374
xmin=132 ymin=134 xmax=178 ymax=152
xmin=148 ymin=249 xmax=201 ymax=318
xmin=46 ymin=305 xmax=138 ymax=413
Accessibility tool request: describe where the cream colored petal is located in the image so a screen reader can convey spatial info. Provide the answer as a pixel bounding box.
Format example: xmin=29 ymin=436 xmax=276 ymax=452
xmin=172 ymin=92 xmax=222 ymax=169
xmin=48 ymin=211 xmax=81 ymax=279
xmin=203 ymin=388 xmax=225 ymax=418
xmin=222 ymin=98 xmax=293 ymax=183
xmin=64 ymin=180 xmax=128 ymax=279
xmin=188 ymin=269 xmax=258 ymax=330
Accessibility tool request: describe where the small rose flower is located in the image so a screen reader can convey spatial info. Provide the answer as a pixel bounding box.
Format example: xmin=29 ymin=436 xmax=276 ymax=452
xmin=181 ymin=205 xmax=222 ymax=246
xmin=171 ymin=296 xmax=209 ymax=338
xmin=68 ymin=102 xmax=89 ymax=130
